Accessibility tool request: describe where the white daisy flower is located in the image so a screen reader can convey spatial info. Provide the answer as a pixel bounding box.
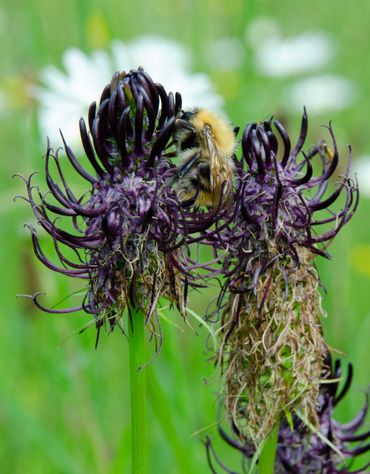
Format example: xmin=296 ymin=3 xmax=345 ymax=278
xmin=205 ymin=37 xmax=245 ymax=70
xmin=111 ymin=37 xmax=222 ymax=111
xmin=286 ymin=74 xmax=357 ymax=114
xmin=245 ymin=19 xmax=334 ymax=78
xmin=245 ymin=17 xmax=280 ymax=49
xmin=33 ymin=36 xmax=223 ymax=150
xmin=352 ymin=155 xmax=370 ymax=198
xmin=255 ymin=32 xmax=335 ymax=77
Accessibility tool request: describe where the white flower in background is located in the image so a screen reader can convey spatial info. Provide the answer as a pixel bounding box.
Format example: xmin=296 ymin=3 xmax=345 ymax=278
xmin=111 ymin=38 xmax=222 ymax=110
xmin=245 ymin=18 xmax=359 ymax=116
xmin=352 ymin=155 xmax=370 ymax=198
xmin=286 ymin=74 xmax=357 ymax=114
xmin=255 ymin=32 xmax=334 ymax=77
xmin=245 ymin=17 xmax=280 ymax=49
xmin=245 ymin=18 xmax=334 ymax=77
xmin=33 ymin=36 xmax=223 ymax=150
xmin=205 ymin=37 xmax=245 ymax=70
xmin=33 ymin=49 xmax=112 ymax=148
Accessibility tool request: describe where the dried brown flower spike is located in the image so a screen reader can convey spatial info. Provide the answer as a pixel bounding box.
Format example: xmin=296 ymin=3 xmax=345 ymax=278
xmin=222 ymin=247 xmax=325 ymax=443
xmin=213 ymin=111 xmax=358 ymax=444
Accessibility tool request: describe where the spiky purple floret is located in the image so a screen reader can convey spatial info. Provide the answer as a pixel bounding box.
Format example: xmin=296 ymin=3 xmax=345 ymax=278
xmin=20 ymin=69 xmax=219 ymax=334
xmin=216 ymin=110 xmax=359 ymax=293
xmin=205 ymin=356 xmax=370 ymax=474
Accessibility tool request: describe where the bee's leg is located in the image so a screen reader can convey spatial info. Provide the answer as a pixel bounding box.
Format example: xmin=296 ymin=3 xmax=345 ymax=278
xmin=175 ymin=119 xmax=196 ymax=131
xmin=174 ymin=119 xmax=197 ymax=150
xmin=177 ymin=152 xmax=201 ymax=178
xmin=167 ymin=152 xmax=201 ymax=187
xmin=161 ymin=151 xmax=177 ymax=157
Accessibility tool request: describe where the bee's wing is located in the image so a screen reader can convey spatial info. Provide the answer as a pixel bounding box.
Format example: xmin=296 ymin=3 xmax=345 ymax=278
xmin=204 ymin=126 xmax=220 ymax=190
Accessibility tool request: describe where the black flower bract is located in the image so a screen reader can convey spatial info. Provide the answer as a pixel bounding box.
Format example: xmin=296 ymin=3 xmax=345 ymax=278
xmin=222 ymin=109 xmax=359 ymax=293
xmin=21 ymin=69 xmax=215 ymax=341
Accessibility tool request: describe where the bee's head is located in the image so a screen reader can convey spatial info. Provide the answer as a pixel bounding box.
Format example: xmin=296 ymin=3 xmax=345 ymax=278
xmin=174 ymin=109 xmax=200 ymax=151
xmin=177 ymin=109 xmax=197 ymax=121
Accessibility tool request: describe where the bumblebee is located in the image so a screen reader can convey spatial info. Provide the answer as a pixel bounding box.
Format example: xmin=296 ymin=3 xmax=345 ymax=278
xmin=173 ymin=109 xmax=236 ymax=208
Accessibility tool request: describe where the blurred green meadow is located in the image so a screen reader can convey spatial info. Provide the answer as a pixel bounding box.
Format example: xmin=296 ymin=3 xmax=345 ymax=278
xmin=0 ymin=0 xmax=369 ymax=472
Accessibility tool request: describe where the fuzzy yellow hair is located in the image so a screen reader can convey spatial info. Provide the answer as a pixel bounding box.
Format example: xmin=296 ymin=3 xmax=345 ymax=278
xmin=190 ymin=110 xmax=236 ymax=157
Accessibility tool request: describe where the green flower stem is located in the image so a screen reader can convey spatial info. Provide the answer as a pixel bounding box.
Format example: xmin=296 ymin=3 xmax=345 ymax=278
xmin=128 ymin=304 xmax=148 ymax=474
xmin=259 ymin=423 xmax=279 ymax=474
xmin=148 ymin=364 xmax=194 ymax=474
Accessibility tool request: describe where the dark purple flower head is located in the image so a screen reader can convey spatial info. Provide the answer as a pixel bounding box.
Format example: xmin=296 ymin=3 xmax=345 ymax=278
xmin=20 ymin=69 xmax=215 ymax=341
xmin=210 ymin=110 xmax=359 ymax=443
xmin=220 ymin=109 xmax=358 ymax=293
xmin=205 ymin=356 xmax=370 ymax=474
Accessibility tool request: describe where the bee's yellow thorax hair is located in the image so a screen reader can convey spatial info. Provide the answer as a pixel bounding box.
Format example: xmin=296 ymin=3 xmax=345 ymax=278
xmin=191 ymin=110 xmax=236 ymax=156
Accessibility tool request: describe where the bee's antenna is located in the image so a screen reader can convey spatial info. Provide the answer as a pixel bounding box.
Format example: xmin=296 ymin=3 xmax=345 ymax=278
xmin=233 ymin=126 xmax=240 ymax=137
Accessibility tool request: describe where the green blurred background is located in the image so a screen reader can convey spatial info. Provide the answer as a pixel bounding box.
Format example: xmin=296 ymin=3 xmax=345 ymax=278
xmin=0 ymin=0 xmax=369 ymax=472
